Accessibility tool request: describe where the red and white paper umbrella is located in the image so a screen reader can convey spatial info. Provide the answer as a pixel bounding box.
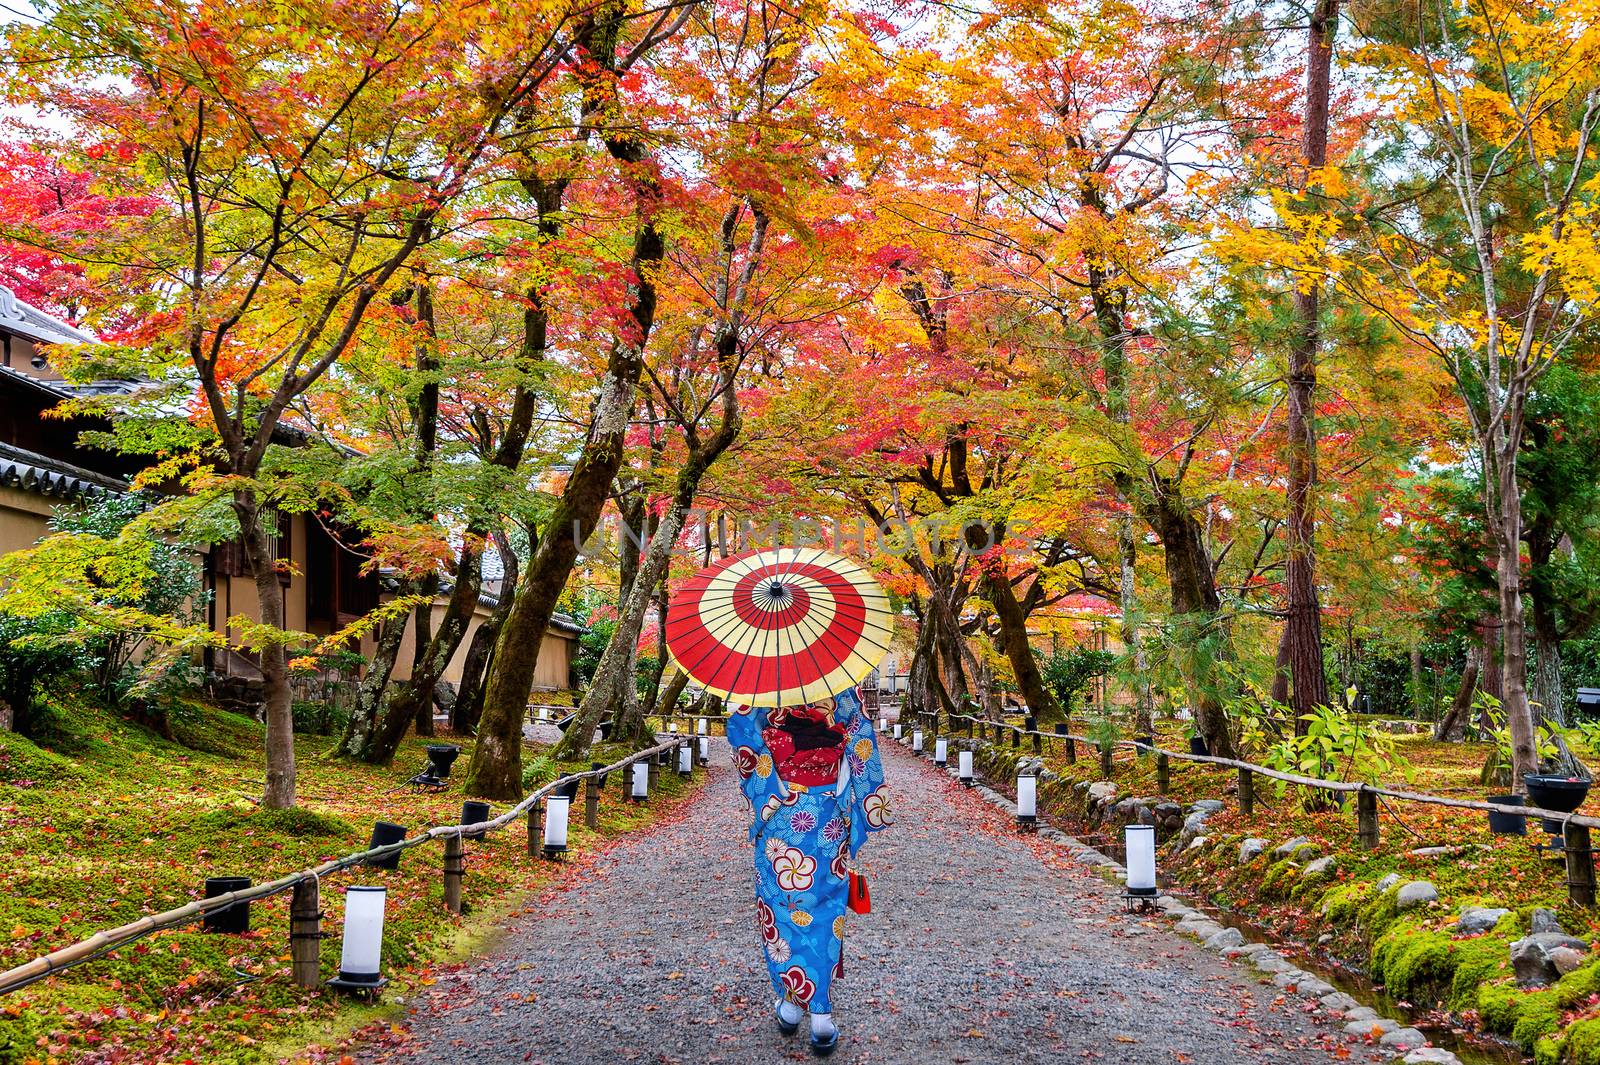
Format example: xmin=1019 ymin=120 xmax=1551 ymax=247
xmin=664 ymin=547 xmax=893 ymax=708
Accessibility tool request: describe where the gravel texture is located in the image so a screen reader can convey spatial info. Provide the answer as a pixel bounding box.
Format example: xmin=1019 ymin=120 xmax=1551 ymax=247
xmin=356 ymin=739 xmax=1388 ymax=1065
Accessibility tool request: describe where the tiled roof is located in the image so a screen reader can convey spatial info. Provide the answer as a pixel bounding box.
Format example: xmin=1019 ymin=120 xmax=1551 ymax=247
xmin=0 ymin=440 xmax=127 ymax=502
xmin=0 ymin=285 xmax=95 ymax=347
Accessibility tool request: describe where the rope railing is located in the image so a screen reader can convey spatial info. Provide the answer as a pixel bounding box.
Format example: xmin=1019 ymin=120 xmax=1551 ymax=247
xmin=903 ymin=707 xmax=1600 ymax=905
xmin=922 ymin=708 xmax=1600 ymax=830
xmin=0 ymin=735 xmax=692 ymax=998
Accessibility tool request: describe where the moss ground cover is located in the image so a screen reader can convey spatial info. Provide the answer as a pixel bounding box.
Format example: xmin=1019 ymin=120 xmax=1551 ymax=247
xmin=0 ymin=691 xmax=701 ymax=1064
xmin=951 ymin=716 xmax=1600 ymax=1062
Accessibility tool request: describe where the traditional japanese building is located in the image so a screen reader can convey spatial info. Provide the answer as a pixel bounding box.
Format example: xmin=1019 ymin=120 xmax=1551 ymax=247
xmin=0 ymin=284 xmax=578 ymax=704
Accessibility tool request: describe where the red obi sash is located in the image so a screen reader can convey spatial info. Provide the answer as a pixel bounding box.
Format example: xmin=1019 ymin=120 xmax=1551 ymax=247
xmin=763 ymin=704 xmax=849 ymax=787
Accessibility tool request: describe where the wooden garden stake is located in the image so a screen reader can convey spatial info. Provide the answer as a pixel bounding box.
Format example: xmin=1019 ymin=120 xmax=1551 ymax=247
xmin=1238 ymin=767 xmax=1255 ymax=817
xmin=1357 ymin=788 xmax=1379 ymax=850
xmin=1099 ymin=746 xmax=1113 ymax=779
xmin=1010 ymin=726 xmax=1020 ymax=750
xmin=289 ymin=878 xmax=321 ymax=989
xmin=585 ymin=776 xmax=601 ymax=830
xmin=1156 ymin=753 xmax=1170 ymax=794
xmin=1031 ymin=727 xmax=1042 ymax=755
xmin=527 ymin=801 xmax=544 ymax=857
xmin=1566 ymin=823 xmax=1596 ymax=908
xmin=443 ymin=834 xmax=465 ymax=915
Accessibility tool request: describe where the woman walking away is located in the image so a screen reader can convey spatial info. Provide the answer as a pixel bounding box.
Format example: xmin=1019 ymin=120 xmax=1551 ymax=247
xmin=726 ymin=686 xmax=891 ymax=1056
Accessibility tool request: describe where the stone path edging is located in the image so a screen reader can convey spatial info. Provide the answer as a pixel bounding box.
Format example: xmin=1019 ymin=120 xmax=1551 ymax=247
xmin=949 ymin=762 xmax=1466 ymax=1065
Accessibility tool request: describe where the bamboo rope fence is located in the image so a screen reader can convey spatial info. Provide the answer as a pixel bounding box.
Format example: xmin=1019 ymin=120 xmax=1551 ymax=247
xmin=0 ymin=735 xmax=696 ymax=998
xmin=905 ymin=708 xmax=1600 ymax=906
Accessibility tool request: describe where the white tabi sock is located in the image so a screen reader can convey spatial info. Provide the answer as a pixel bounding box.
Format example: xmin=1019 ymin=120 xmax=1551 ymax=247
xmin=810 ymin=1012 xmax=836 ymax=1039
xmin=776 ymin=998 xmax=803 ymax=1025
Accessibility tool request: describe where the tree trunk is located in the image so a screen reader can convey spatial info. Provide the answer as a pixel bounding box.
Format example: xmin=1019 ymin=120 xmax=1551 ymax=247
xmin=1134 ymin=478 xmax=1236 ymax=758
xmin=1410 ymin=644 xmax=1425 ymax=716
xmin=236 ymin=494 xmax=297 ymax=809
xmin=551 ymin=448 xmax=718 ymax=763
xmin=411 ymin=589 xmax=436 ymax=738
xmin=656 ymin=669 xmax=691 ymax=721
xmin=453 ymin=530 xmax=519 ymax=735
xmin=1490 ymin=435 xmax=1539 ymax=782
xmin=1434 ymin=651 xmax=1479 ymax=741
xmin=360 ymin=546 xmax=485 ymax=764
xmin=981 ymin=558 xmax=1063 ymax=727
xmin=1282 ymin=0 xmax=1338 ymax=724
xmin=464 ymin=125 xmax=665 ymax=798
xmin=1118 ymin=519 xmax=1154 ymax=735
xmin=335 ymin=600 xmax=412 ymax=758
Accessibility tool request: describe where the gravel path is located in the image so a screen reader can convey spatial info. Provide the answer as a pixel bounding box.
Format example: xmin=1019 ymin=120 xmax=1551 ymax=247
xmin=356 ymin=739 xmax=1388 ymax=1065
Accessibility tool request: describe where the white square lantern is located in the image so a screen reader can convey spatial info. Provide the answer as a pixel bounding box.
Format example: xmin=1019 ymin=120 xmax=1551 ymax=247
xmin=668 ymin=721 xmax=678 ymax=734
xmin=912 ymin=729 xmax=924 ymax=753
xmin=934 ymin=737 xmax=948 ymax=767
xmin=1016 ymin=772 xmax=1037 ymax=831
xmin=631 ymin=762 xmax=650 ymax=802
xmin=958 ymin=749 xmax=974 ymax=786
xmin=331 ymin=886 xmax=387 ymax=992
xmin=698 ymin=736 xmax=710 ymax=764
xmin=1125 ymin=824 xmax=1158 ymax=899
xmin=893 ymin=723 xmax=903 ymax=740
xmin=677 ymin=743 xmax=693 ymax=776
xmin=542 ymin=795 xmax=571 ymax=858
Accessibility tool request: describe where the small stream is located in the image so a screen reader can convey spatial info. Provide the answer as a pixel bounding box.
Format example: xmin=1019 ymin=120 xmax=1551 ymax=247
xmin=1069 ymin=826 xmax=1524 ymax=1065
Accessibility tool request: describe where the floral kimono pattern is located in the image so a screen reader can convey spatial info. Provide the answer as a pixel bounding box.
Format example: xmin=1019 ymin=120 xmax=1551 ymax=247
xmin=727 ymin=686 xmax=891 ymax=1013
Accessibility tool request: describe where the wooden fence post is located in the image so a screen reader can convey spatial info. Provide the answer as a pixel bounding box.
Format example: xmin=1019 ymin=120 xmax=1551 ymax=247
xmin=289 ymin=878 xmax=321 ymax=990
xmin=1357 ymin=787 xmax=1380 ymax=850
xmin=533 ymin=800 xmax=546 ymax=849
xmin=1156 ymin=753 xmax=1170 ymax=794
xmin=1567 ymin=823 xmax=1596 ymax=907
xmin=585 ymin=776 xmax=601 ymax=830
xmin=1028 ymin=718 xmax=1041 ymax=755
xmin=1238 ymin=767 xmax=1255 ymax=817
xmin=1009 ymin=726 xmax=1019 ymax=750
xmin=965 ymin=714 xmax=974 ymax=739
xmin=443 ymin=834 xmax=465 ymax=915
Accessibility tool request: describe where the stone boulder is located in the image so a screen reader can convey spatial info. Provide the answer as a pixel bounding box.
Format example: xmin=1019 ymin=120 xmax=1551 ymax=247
xmin=1274 ymin=836 xmax=1317 ymax=859
xmin=1376 ymin=873 xmax=1401 ymax=893
xmin=1302 ymin=856 xmax=1336 ymax=880
xmin=1179 ymin=800 xmax=1224 ymax=844
xmin=1203 ymin=927 xmax=1244 ymax=951
xmin=1531 ymin=908 xmax=1564 ymax=934
xmin=1455 ymin=906 xmax=1510 ymax=936
xmin=1401 ymin=1050 xmax=1463 ymax=1065
xmin=1239 ymin=837 xmax=1270 ymax=863
xmin=1379 ymin=1027 xmax=1429 ymax=1049
xmin=1510 ymin=932 xmax=1590 ymax=987
xmin=1395 ymin=881 xmax=1438 ymax=911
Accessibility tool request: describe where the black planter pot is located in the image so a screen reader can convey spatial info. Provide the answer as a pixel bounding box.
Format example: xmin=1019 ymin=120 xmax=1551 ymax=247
xmin=202 ymin=876 xmax=252 ymax=933
xmin=1524 ymin=774 xmax=1590 ymax=834
xmin=425 ymin=744 xmax=461 ymax=779
xmin=1189 ymin=736 xmax=1209 ymax=757
xmin=460 ymin=800 xmax=491 ymax=841
xmin=367 ymin=820 xmax=409 ymax=870
xmin=1487 ymin=794 xmax=1527 ymax=836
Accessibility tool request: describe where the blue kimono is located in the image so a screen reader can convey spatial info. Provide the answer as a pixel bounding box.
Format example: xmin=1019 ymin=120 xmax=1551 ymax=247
xmin=726 ymin=687 xmax=891 ymax=1014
